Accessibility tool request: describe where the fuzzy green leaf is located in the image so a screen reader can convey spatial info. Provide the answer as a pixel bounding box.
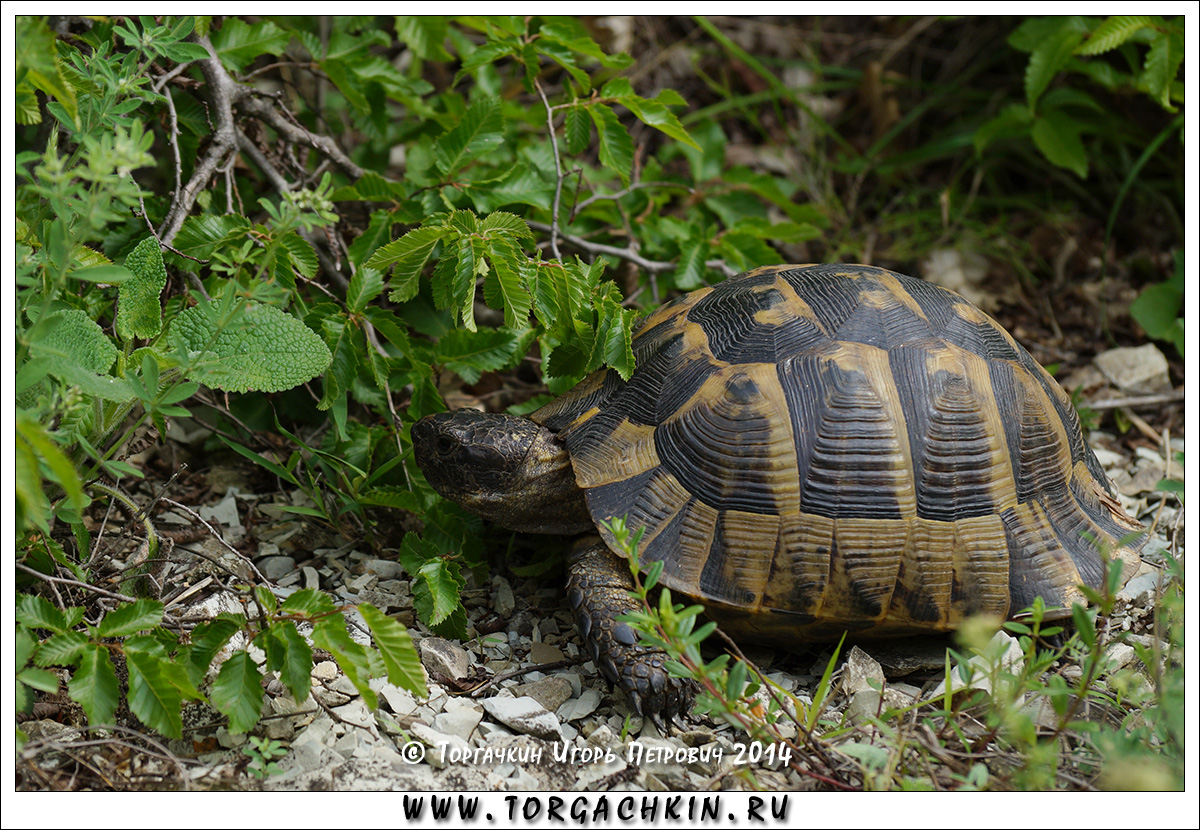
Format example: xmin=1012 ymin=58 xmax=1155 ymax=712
xmin=169 ymin=300 xmax=332 ymax=393
xmin=589 ymin=105 xmax=634 ymax=184
xmin=33 ymin=309 xmax=118 ymax=375
xmin=69 ymin=645 xmax=120 ymax=728
xmin=359 ymin=604 xmax=427 ymax=696
xmin=117 ymin=237 xmax=168 ymax=341
xmin=126 ymin=649 xmax=184 ymax=738
xmin=1075 ymin=16 xmax=1154 ymax=55
xmin=210 ymin=651 xmax=264 ymax=734
xmin=434 ymin=96 xmax=504 ymax=176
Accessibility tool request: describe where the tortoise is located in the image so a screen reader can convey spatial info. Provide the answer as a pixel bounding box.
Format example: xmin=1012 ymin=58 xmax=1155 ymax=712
xmin=413 ymin=263 xmax=1144 ymax=719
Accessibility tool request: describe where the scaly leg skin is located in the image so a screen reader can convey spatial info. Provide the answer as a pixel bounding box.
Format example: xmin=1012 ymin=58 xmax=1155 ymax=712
xmin=565 ymin=537 xmax=696 ymax=727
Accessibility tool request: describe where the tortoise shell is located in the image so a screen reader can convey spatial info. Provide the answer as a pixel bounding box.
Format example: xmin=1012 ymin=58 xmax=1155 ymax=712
xmin=532 ymin=264 xmax=1143 ymax=640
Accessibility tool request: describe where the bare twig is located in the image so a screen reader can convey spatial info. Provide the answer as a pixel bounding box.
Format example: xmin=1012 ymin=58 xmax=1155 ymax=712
xmin=1085 ymin=389 xmax=1186 ymax=410
xmin=528 ymin=220 xmax=733 ymax=281
xmin=160 ymin=498 xmax=270 ymax=584
xmin=534 ymin=79 xmax=564 ymax=260
xmin=238 ymin=94 xmax=365 ymax=180
xmin=159 ymin=36 xmax=246 ymax=245
xmin=236 ymin=130 xmax=293 ymax=193
xmin=571 ymin=180 xmax=693 ymax=218
xmin=15 ymin=561 xmax=140 ymax=605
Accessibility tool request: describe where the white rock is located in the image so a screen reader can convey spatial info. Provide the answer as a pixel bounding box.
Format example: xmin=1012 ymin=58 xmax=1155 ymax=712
xmin=558 ymin=688 xmax=603 ymax=722
xmin=433 ymin=703 xmax=484 ymax=741
xmin=481 ymin=695 xmax=563 ymax=741
xmin=493 ymin=576 xmax=516 ymax=617
xmin=419 ymin=637 xmax=470 ymax=681
xmin=312 ymin=660 xmax=339 ymax=681
xmin=1094 ymin=344 xmax=1172 ymax=394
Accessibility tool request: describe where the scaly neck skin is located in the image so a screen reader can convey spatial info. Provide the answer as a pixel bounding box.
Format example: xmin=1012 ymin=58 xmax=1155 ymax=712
xmin=412 ymin=410 xmax=593 ymax=535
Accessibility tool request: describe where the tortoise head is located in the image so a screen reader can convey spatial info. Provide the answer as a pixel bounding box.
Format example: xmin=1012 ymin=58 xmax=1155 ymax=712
xmin=412 ymin=409 xmax=593 ymax=535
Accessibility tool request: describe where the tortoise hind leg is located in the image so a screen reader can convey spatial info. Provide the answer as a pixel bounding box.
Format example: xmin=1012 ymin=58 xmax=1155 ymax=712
xmin=566 ymin=537 xmax=696 ymax=724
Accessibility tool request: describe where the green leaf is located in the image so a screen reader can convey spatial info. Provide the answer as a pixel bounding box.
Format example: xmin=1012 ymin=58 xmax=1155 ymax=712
xmin=210 ymin=18 xmax=289 ymax=73
xmin=1143 ymin=28 xmax=1184 ymax=110
xmin=96 ymin=600 xmax=164 ymax=637
xmin=434 ymin=96 xmax=504 ymax=176
xmin=116 ymin=237 xmax=168 ymax=342
xmin=211 ymin=651 xmax=264 ymax=734
xmin=162 ymin=40 xmax=213 ymax=62
xmin=1130 ymin=281 xmax=1183 ymax=339
xmin=347 ymin=267 xmax=385 ymax=313
xmin=469 ymin=167 xmax=554 ymax=213
xmin=484 ymin=239 xmax=532 ymax=328
xmin=171 ymin=214 xmax=251 ymax=259
xmin=280 ymin=232 xmax=318 ymax=280
xmin=622 ymin=97 xmax=699 ymax=150
xmin=1025 ymin=26 xmax=1086 ymax=110
xmin=1075 ymin=16 xmax=1154 ymax=55
xmin=69 ymin=645 xmax=120 ymax=728
xmin=126 ymin=648 xmax=184 ymax=738
xmin=310 ymin=618 xmax=377 ymax=708
xmin=369 ymin=226 xmax=445 ymax=302
xmin=16 ymin=594 xmax=68 ymax=633
xmin=434 ymin=328 xmax=522 ymax=384
xmin=34 ymin=630 xmax=89 ymax=666
xmin=317 ymin=315 xmax=360 ymax=411
xmin=169 ymin=300 xmax=333 ymax=393
xmin=32 ymin=309 xmax=118 ymax=375
xmin=15 ymin=17 xmax=78 ymax=125
xmin=589 ymin=105 xmax=634 ymax=184
xmin=185 ymin=616 xmax=243 ymax=685
xmin=414 ymin=559 xmax=464 ymax=629
xmin=395 ymin=16 xmax=452 ymax=61
xmin=359 ymin=604 xmax=427 ymax=696
xmin=1030 ymin=109 xmax=1088 ymax=178
xmin=564 ymin=105 xmax=591 ymax=154
xmin=267 ymin=622 xmax=313 ymax=703
xmin=279 ymin=588 xmax=338 ymax=617
xmin=16 ymin=412 xmax=89 ymax=517
xmin=70 ymin=264 xmax=133 ymax=284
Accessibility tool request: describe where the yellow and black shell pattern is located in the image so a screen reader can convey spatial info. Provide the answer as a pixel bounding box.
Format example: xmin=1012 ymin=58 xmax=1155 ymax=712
xmin=532 ymin=264 xmax=1143 ymax=641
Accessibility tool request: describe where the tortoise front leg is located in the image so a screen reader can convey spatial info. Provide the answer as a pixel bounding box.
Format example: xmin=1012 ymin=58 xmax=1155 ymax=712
xmin=565 ymin=537 xmax=696 ymax=725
